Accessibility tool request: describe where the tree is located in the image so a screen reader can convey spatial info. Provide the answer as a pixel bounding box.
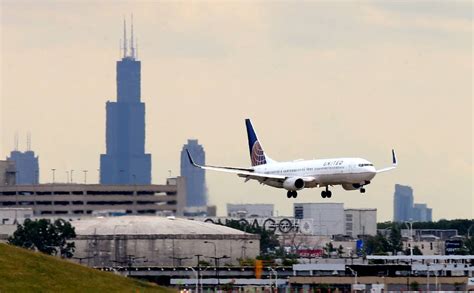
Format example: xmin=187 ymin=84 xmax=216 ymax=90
xmin=365 ymin=233 xmax=390 ymax=255
xmin=463 ymin=236 xmax=474 ymax=254
xmin=404 ymin=245 xmax=423 ymax=256
xmin=224 ymin=220 xmax=279 ymax=255
xmin=389 ymin=225 xmax=403 ymax=254
xmin=8 ymin=218 xmax=76 ymax=258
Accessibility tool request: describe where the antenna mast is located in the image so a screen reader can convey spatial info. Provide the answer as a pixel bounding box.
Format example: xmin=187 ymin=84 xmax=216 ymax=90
xmin=27 ymin=132 xmax=31 ymax=151
xmin=14 ymin=132 xmax=18 ymax=151
xmin=123 ymin=18 xmax=127 ymax=58
xmin=130 ymin=14 xmax=135 ymax=59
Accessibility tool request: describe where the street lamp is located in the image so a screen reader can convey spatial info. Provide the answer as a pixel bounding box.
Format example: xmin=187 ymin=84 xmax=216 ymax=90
xmin=188 ymin=267 xmax=198 ymax=293
xmin=83 ymin=170 xmax=88 ymax=184
xmin=347 ymin=266 xmax=358 ymax=285
xmin=51 ymin=169 xmax=56 ymax=183
xmin=70 ymin=170 xmax=74 ymax=183
xmin=269 ymin=267 xmax=278 ymax=291
xmin=208 ymin=255 xmax=229 ymax=288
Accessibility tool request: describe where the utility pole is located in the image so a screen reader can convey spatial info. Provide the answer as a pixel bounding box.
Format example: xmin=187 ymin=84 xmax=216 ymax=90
xmin=195 ymin=254 xmax=203 ymax=292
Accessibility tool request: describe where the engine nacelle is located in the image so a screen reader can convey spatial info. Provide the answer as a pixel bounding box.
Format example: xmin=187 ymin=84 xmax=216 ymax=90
xmin=283 ymin=177 xmax=305 ymax=191
xmin=342 ymin=183 xmax=361 ymax=190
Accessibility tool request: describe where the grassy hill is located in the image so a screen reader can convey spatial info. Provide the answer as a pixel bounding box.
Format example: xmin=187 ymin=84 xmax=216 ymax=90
xmin=0 ymin=243 xmax=174 ymax=292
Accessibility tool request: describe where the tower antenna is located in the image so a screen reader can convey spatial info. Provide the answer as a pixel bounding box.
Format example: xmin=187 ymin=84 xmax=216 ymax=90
xmin=123 ymin=17 xmax=127 ymax=58
xmin=14 ymin=132 xmax=18 ymax=151
xmin=27 ymin=132 xmax=31 ymax=151
xmin=130 ymin=14 xmax=135 ymax=59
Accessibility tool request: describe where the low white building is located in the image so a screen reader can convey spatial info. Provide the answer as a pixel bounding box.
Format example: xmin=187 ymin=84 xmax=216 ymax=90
xmin=294 ymin=203 xmax=345 ymax=236
xmin=344 ymin=208 xmax=377 ymax=237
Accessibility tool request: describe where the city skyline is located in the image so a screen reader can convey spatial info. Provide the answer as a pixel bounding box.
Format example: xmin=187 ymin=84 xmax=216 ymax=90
xmin=1 ymin=2 xmax=472 ymax=220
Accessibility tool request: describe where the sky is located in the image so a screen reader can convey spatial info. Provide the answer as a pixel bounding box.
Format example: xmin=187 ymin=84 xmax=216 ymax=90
xmin=1 ymin=1 xmax=472 ymax=221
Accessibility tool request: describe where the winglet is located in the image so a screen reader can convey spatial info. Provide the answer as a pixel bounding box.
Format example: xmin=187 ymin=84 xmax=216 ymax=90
xmin=376 ymin=149 xmax=398 ymax=173
xmin=186 ymin=149 xmax=199 ymax=168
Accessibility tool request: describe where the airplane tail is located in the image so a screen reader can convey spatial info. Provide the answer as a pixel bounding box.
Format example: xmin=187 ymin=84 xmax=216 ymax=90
xmin=245 ymin=119 xmax=275 ymax=166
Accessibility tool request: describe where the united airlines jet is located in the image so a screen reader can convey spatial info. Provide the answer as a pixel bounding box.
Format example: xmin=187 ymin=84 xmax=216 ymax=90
xmin=186 ymin=119 xmax=397 ymax=199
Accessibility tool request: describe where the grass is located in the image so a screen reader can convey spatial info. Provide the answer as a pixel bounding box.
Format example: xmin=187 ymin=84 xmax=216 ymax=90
xmin=0 ymin=243 xmax=175 ymax=292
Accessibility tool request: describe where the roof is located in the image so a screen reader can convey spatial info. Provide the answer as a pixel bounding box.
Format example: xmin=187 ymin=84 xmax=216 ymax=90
xmin=72 ymin=216 xmax=252 ymax=236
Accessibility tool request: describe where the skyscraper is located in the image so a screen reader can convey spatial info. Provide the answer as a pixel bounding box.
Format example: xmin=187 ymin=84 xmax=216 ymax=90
xmin=393 ymin=184 xmax=414 ymax=222
xmin=180 ymin=139 xmax=207 ymax=207
xmin=100 ymin=19 xmax=151 ymax=184
xmin=7 ymin=150 xmax=39 ymax=184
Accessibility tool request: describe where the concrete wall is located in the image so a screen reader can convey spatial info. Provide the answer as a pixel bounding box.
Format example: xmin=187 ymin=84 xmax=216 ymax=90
xmin=72 ymin=235 xmax=260 ymax=267
xmin=345 ymin=209 xmax=377 ymax=237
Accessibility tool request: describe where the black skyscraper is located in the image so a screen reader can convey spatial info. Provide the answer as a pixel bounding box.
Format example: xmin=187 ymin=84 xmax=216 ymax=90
xmin=100 ymin=19 xmax=151 ymax=184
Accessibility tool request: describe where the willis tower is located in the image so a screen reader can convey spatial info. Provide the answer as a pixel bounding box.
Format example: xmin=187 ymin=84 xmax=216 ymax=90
xmin=100 ymin=19 xmax=151 ymax=184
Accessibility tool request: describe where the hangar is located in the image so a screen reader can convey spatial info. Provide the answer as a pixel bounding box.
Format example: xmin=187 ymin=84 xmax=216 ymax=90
xmin=72 ymin=216 xmax=260 ymax=267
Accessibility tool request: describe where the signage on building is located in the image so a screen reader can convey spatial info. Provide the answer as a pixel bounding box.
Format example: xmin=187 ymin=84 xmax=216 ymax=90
xmin=445 ymin=239 xmax=463 ymax=255
xmin=203 ymin=217 xmax=312 ymax=234
xmin=297 ymin=249 xmax=323 ymax=257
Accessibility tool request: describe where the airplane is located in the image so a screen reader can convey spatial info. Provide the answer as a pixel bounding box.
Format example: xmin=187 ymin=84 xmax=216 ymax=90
xmin=186 ymin=119 xmax=397 ymax=199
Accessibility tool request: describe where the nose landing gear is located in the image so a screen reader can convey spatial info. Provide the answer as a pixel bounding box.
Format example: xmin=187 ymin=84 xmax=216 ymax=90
xmin=287 ymin=190 xmax=298 ymax=198
xmin=360 ymin=188 xmax=366 ymax=193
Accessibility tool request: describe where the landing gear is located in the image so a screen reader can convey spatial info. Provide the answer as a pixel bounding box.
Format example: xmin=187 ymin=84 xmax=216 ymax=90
xmin=287 ymin=190 xmax=298 ymax=198
xmin=360 ymin=188 xmax=366 ymax=193
xmin=321 ymin=186 xmax=332 ymax=198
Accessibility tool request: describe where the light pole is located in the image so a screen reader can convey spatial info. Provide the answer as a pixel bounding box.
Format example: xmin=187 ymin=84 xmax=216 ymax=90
xmin=204 ymin=241 xmax=217 ymax=259
xmin=405 ymin=221 xmax=414 ymax=256
xmin=188 ymin=267 xmax=198 ymax=293
xmin=66 ymin=171 xmax=69 ymax=183
xmin=83 ymin=170 xmax=88 ymax=184
xmin=269 ymin=267 xmax=278 ymax=291
xmin=426 ymin=262 xmax=430 ymax=292
xmin=347 ymin=266 xmax=358 ymax=286
xmin=70 ymin=170 xmax=74 ymax=183
xmin=51 ymin=168 xmax=56 ymax=183
xmin=208 ymin=255 xmax=229 ymax=288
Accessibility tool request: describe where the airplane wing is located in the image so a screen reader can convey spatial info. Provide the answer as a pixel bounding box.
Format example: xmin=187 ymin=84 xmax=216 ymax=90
xmin=186 ymin=149 xmax=315 ymax=183
xmin=376 ymin=149 xmax=398 ymax=173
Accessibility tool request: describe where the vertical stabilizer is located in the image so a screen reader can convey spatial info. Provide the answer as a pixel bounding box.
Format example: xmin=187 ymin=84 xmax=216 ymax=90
xmin=245 ymin=119 xmax=275 ymax=166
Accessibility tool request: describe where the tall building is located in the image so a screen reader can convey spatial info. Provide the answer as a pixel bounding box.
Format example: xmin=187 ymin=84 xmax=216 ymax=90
xmin=7 ymin=151 xmax=39 ymax=184
xmin=100 ymin=19 xmax=151 ymax=184
xmin=180 ymin=139 xmax=207 ymax=207
xmin=393 ymin=184 xmax=414 ymax=222
xmin=412 ymin=203 xmax=433 ymax=222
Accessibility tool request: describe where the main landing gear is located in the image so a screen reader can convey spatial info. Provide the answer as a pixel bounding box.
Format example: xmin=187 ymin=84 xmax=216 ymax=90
xmin=287 ymin=190 xmax=298 ymax=198
xmin=321 ymin=186 xmax=332 ymax=198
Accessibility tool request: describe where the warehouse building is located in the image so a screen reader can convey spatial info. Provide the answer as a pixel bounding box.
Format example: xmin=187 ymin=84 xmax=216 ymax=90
xmin=72 ymin=216 xmax=260 ymax=267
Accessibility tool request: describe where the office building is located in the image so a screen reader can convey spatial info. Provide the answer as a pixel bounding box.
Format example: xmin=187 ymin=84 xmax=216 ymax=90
xmin=100 ymin=20 xmax=151 ymax=184
xmin=412 ymin=203 xmax=433 ymax=222
xmin=393 ymin=184 xmax=414 ymax=222
xmin=7 ymin=151 xmax=39 ymax=184
xmin=180 ymin=139 xmax=207 ymax=206
xmin=227 ymin=203 xmax=274 ymax=218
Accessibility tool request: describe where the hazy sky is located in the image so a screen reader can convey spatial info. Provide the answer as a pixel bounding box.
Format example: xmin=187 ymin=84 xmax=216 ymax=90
xmin=1 ymin=1 xmax=472 ymax=221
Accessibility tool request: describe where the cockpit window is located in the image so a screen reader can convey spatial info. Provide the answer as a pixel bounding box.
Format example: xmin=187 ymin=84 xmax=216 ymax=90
xmin=358 ymin=163 xmax=373 ymax=167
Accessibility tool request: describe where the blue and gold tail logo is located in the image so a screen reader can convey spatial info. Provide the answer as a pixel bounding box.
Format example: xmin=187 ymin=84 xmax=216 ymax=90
xmin=251 ymin=141 xmax=267 ymax=166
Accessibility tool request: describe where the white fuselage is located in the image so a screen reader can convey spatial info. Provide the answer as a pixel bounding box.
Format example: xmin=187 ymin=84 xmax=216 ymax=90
xmin=254 ymin=157 xmax=377 ymax=188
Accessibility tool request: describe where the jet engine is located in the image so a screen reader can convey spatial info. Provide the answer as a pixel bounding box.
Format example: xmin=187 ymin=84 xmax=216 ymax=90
xmin=283 ymin=177 xmax=305 ymax=191
xmin=342 ymin=183 xmax=361 ymax=190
